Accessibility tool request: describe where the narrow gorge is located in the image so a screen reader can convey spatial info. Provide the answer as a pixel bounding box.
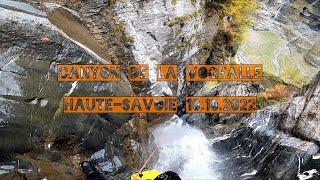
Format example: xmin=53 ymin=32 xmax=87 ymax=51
xmin=0 ymin=0 xmax=319 ymax=179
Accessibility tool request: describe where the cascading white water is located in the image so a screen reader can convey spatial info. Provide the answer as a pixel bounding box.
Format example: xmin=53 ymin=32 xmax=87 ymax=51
xmin=151 ymin=115 xmax=217 ymax=179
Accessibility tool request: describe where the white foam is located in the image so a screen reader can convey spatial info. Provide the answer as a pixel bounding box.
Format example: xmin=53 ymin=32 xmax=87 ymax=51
xmin=98 ymin=156 xmax=122 ymax=173
xmin=151 ymin=115 xmax=217 ymax=179
xmin=0 ymin=169 xmax=9 ymax=175
xmin=90 ymin=149 xmax=105 ymax=160
xmin=0 ymin=165 xmax=14 ymax=170
xmin=312 ymin=154 xmax=320 ymax=159
xmin=241 ymin=170 xmax=257 ymax=176
xmin=67 ymin=81 xmax=78 ymax=95
xmin=297 ymin=169 xmax=319 ymax=180
xmin=40 ymin=99 xmax=48 ymax=107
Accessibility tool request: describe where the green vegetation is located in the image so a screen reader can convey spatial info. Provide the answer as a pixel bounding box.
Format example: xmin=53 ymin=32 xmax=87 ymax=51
xmin=201 ymin=39 xmax=213 ymax=51
xmin=124 ymin=33 xmax=135 ymax=43
xmin=203 ymin=81 xmax=219 ymax=91
xmin=164 ymin=11 xmax=198 ymax=27
xmin=256 ymin=72 xmax=299 ymax=109
xmin=285 ymin=67 xmax=309 ymax=85
xmin=115 ymin=20 xmax=135 ymax=43
xmin=116 ymin=20 xmax=126 ymax=32
xmin=205 ymin=0 xmax=257 ymax=46
xmin=257 ymin=94 xmax=286 ymax=109
xmin=238 ymin=30 xmax=317 ymax=87
xmin=228 ymin=57 xmax=237 ymax=64
xmin=264 ymin=72 xmax=284 ymax=84
xmin=194 ymin=23 xmax=199 ymax=30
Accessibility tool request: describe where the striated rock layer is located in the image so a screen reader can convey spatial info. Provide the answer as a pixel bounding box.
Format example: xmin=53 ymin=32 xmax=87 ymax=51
xmin=0 ymin=0 xmax=319 ymax=179
xmin=0 ymin=2 xmax=150 ymax=178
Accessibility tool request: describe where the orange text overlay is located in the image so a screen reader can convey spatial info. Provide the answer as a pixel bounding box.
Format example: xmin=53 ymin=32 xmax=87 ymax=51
xmin=64 ymin=96 xmax=177 ymax=113
xmin=58 ymin=64 xmax=120 ymax=81
xmin=128 ymin=64 xmax=149 ymax=81
xmin=157 ymin=64 xmax=178 ymax=81
xmin=186 ymin=64 xmax=263 ymax=81
xmin=186 ymin=96 xmax=257 ymax=113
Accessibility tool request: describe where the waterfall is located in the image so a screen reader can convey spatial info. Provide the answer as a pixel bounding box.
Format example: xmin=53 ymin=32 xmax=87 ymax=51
xmin=151 ymin=115 xmax=217 ymax=179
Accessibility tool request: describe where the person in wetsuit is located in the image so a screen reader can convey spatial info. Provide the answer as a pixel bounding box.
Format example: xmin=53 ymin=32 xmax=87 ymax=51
xmin=154 ymin=171 xmax=181 ymax=180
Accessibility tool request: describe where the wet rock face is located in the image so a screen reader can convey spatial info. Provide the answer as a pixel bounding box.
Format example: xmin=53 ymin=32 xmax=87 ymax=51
xmin=210 ymin=72 xmax=320 ymax=179
xmin=0 ymin=7 xmax=95 ymax=152
xmin=182 ymin=81 xmax=263 ymax=138
xmin=237 ymin=0 xmax=320 ymax=86
xmin=0 ymin=4 xmax=151 ymax=176
xmin=112 ymin=0 xmax=219 ymax=96
xmin=255 ymin=0 xmax=320 ymax=58
xmin=113 ymin=0 xmax=209 ymax=66
xmin=40 ymin=0 xmax=223 ymax=118
xmin=212 ymin=126 xmax=319 ymax=179
xmin=285 ymin=71 xmax=320 ymax=144
xmin=63 ymin=0 xmax=218 ymax=95
xmin=0 ymin=0 xmax=219 ymax=178
xmin=1 ymin=0 xmax=319 ymax=179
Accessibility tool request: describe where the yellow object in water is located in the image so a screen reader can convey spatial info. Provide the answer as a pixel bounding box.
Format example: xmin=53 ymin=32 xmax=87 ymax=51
xmin=131 ymin=169 xmax=160 ymax=180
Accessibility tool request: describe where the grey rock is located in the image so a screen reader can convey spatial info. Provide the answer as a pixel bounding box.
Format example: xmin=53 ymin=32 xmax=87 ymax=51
xmin=209 ymin=71 xmax=320 ymax=179
xmin=0 ymin=7 xmax=135 ymax=153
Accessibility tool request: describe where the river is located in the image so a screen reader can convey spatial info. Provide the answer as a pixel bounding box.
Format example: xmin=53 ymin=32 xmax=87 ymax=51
xmin=151 ymin=115 xmax=218 ymax=179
